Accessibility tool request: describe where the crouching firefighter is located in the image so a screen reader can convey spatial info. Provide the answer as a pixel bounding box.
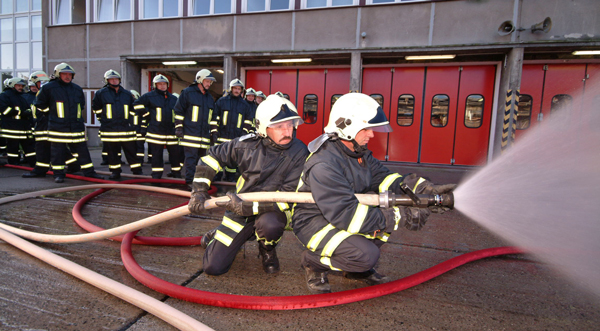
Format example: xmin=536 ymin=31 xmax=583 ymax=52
xmin=188 ymin=95 xmax=309 ymax=275
xmin=292 ymin=93 xmax=456 ymax=294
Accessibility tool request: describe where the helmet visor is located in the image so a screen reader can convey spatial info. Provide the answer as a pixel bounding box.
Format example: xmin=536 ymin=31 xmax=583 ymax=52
xmin=367 ymin=106 xmax=392 ymax=132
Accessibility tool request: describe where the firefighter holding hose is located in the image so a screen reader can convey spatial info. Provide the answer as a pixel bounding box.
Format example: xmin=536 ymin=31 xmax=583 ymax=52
xmin=292 ymin=93 xmax=456 ymax=294
xmin=188 ymin=95 xmax=309 ymax=275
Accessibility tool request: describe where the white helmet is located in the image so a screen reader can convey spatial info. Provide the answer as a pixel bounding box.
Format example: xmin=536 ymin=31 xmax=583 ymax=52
xmin=30 ymin=71 xmax=50 ymax=85
xmin=229 ymin=78 xmax=244 ymax=89
xmin=6 ymin=77 xmax=27 ymax=89
xmin=103 ymin=69 xmax=121 ymax=85
xmin=194 ymin=69 xmax=216 ymax=84
xmin=152 ymin=74 xmax=169 ymax=88
xmin=255 ymin=95 xmax=303 ymax=138
xmin=324 ymin=92 xmax=392 ymax=141
xmin=53 ymin=62 xmax=76 ymax=78
xmin=245 ymin=88 xmax=256 ymax=96
xmin=256 ymin=91 xmax=266 ymax=99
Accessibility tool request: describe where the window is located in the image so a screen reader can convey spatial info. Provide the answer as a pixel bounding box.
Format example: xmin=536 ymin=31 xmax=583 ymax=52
xmin=1 ymin=44 xmax=12 ymax=70
xmin=304 ymin=0 xmax=355 ymax=8
xmin=368 ymin=0 xmax=427 ymax=4
xmin=550 ymin=94 xmax=572 ymax=114
xmin=32 ymin=0 xmax=41 ymax=11
xmin=303 ymin=94 xmax=318 ymax=124
xmin=32 ymin=42 xmax=42 ymax=68
xmin=331 ymin=94 xmax=342 ymax=109
xmin=516 ymin=94 xmax=532 ymax=130
xmin=97 ymin=0 xmax=132 ymax=21
xmin=431 ymin=95 xmax=449 ymax=127
xmin=16 ymin=0 xmax=27 ymax=12
xmin=370 ymin=94 xmax=384 ymax=109
xmin=142 ymin=0 xmax=181 ymax=18
xmin=397 ymin=94 xmax=414 ymax=126
xmin=56 ymin=0 xmax=71 ymax=24
xmin=15 ymin=43 xmax=27 ymax=68
xmin=464 ymin=94 xmax=484 ymax=128
xmin=0 ymin=0 xmax=11 ymax=14
xmin=0 ymin=18 xmax=12 ymax=42
xmin=31 ymin=15 xmax=41 ymax=40
xmin=15 ymin=16 xmax=28 ymax=41
xmin=245 ymin=0 xmax=293 ymax=12
xmin=190 ymin=0 xmax=233 ymax=15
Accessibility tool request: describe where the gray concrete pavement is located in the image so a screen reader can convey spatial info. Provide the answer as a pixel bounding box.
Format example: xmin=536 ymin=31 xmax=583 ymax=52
xmin=1 ymin=149 xmax=599 ymax=331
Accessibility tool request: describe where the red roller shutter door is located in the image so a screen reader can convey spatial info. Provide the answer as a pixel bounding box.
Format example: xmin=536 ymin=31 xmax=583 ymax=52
xmin=296 ymin=69 xmax=326 ymax=144
xmin=362 ymin=67 xmax=392 ymax=160
xmin=582 ymin=64 xmax=600 ymax=140
xmin=245 ymin=70 xmax=271 ymax=95
xmin=453 ymin=65 xmax=496 ymax=166
xmin=323 ymin=68 xmax=350 ymax=129
xmin=270 ymin=69 xmax=297 ymax=104
xmin=517 ymin=64 xmax=545 ymax=140
xmin=540 ymin=64 xmax=586 ymax=132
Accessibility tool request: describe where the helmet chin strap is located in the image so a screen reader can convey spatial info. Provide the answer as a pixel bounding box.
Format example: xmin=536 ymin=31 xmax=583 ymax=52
xmin=351 ymin=139 xmax=368 ymax=153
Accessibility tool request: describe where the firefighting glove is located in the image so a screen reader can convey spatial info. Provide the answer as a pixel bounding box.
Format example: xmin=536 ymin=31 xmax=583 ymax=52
xmin=188 ymin=190 xmax=211 ymax=215
xmin=175 ymin=127 xmax=184 ymax=138
xmin=382 ymin=207 xmax=402 ymax=232
xmin=210 ymin=132 xmax=219 ymax=146
xmin=402 ymin=207 xmax=431 ymax=231
xmin=188 ymin=165 xmax=217 ymax=215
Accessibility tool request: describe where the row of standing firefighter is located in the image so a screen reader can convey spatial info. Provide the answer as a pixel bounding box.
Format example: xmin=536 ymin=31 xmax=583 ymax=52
xmin=1 ymin=62 xmax=267 ymax=183
xmin=187 ymin=92 xmax=457 ymax=294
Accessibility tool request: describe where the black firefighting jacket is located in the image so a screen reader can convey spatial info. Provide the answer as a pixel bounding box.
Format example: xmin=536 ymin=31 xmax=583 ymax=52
xmin=92 ymin=85 xmax=136 ymax=138
xmin=292 ymin=139 xmax=428 ymax=246
xmin=133 ymin=89 xmax=178 ymax=135
xmin=35 ymin=79 xmax=86 ymax=135
xmin=214 ymin=93 xmax=252 ymax=141
xmin=246 ymin=99 xmax=257 ymax=129
xmin=0 ymin=88 xmax=32 ymax=133
xmin=173 ymin=84 xmax=216 ymax=148
xmin=198 ymin=135 xmax=309 ymax=246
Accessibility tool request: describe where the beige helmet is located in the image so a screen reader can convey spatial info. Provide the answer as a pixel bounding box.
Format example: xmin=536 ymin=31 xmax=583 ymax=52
xmin=6 ymin=77 xmax=27 ymax=89
xmin=246 ymin=88 xmax=256 ymax=96
xmin=229 ymin=78 xmax=244 ymax=90
xmin=130 ymin=89 xmax=141 ymax=100
xmin=103 ymin=69 xmax=121 ymax=85
xmin=152 ymin=74 xmax=169 ymax=88
xmin=194 ymin=69 xmax=216 ymax=84
xmin=256 ymin=91 xmax=266 ymax=99
xmin=53 ymin=62 xmax=76 ymax=78
xmin=274 ymin=91 xmax=284 ymax=98
xmin=29 ymin=71 xmax=50 ymax=86
xmin=324 ymin=92 xmax=392 ymax=141
xmin=254 ymin=95 xmax=303 ymax=138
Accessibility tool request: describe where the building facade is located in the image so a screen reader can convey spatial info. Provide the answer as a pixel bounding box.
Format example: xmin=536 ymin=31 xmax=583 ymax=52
xmin=42 ymin=0 xmax=600 ymax=165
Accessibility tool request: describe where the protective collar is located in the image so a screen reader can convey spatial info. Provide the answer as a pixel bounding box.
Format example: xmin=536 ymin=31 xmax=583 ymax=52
xmin=308 ymin=132 xmax=338 ymax=153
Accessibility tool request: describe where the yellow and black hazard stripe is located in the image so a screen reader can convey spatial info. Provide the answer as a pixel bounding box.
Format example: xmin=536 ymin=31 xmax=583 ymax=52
xmin=501 ymin=89 xmax=519 ymax=153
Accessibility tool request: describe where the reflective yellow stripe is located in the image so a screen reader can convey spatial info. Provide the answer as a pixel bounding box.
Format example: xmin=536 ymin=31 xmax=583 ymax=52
xmin=307 ymin=224 xmax=335 ymax=251
xmin=80 ymin=163 xmax=93 ymax=169
xmin=56 ymin=102 xmax=64 ymax=118
xmin=379 ymin=173 xmax=402 ymax=193
xmin=222 ymin=216 xmax=244 ymax=233
xmin=124 ymin=105 xmax=129 ymax=119
xmin=106 ymin=104 xmax=113 ymax=119
xmin=252 ymin=202 xmax=259 ymax=215
xmin=214 ymin=230 xmax=233 ymax=247
xmin=322 ymin=231 xmax=352 ymax=258
xmin=77 ymin=103 xmax=81 ymax=119
xmin=2 ymin=106 xmax=12 ymax=115
xmin=200 ymin=155 xmax=222 ymax=172
xmin=277 ymin=202 xmax=289 ymax=211
xmin=223 ymin=111 xmax=228 ymax=126
xmin=236 ymin=176 xmax=245 ymax=193
xmin=193 ymin=177 xmax=211 ymax=186
xmin=192 ymin=105 xmax=199 ymax=122
xmin=208 ymin=108 xmax=213 ymax=123
xmin=156 ymin=107 xmax=162 ymax=122
xmin=414 ymin=177 xmax=426 ymax=192
xmin=237 ymin=114 xmax=242 ymax=128
xmin=134 ymin=104 xmax=145 ymax=110
xmin=347 ymin=203 xmax=369 ymax=234
xmin=320 ymin=257 xmax=342 ymax=271
xmin=133 ymin=115 xmax=139 ymax=125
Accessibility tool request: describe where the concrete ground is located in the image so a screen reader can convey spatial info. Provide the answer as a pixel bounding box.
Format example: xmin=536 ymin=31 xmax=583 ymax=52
xmin=0 ymin=147 xmax=599 ymax=331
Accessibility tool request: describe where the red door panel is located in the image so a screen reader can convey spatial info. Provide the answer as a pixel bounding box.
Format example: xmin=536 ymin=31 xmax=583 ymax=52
xmin=420 ymin=66 xmax=460 ymax=165
xmin=362 ymin=67 xmax=392 ymax=160
xmin=387 ymin=67 xmax=425 ymax=163
xmin=517 ymin=64 xmax=545 ymax=139
xmin=581 ymin=64 xmax=600 ymax=140
xmin=296 ymin=69 xmax=326 ymax=144
xmin=245 ymin=70 xmax=271 ymax=95
xmin=323 ymin=68 xmax=351 ymax=130
xmin=270 ymin=69 xmax=297 ymax=105
xmin=541 ymin=64 xmax=586 ymax=132
xmin=453 ymin=65 xmax=496 ymax=166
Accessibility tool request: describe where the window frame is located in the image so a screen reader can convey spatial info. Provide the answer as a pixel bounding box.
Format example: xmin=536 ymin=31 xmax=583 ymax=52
xmin=463 ymin=94 xmax=484 ymax=129
xmin=430 ymin=94 xmax=449 ymax=128
xmin=95 ymin=0 xmax=134 ymax=22
xmin=52 ymin=0 xmax=72 ymax=25
xmin=516 ymin=94 xmax=533 ymax=130
xmin=188 ymin=0 xmax=235 ymax=16
xmin=139 ymin=0 xmax=183 ymax=19
xmin=242 ymin=0 xmax=295 ymax=13
xmin=302 ymin=0 xmax=357 ymax=9
xmin=302 ymin=93 xmax=319 ymax=125
xmin=367 ymin=0 xmax=428 ymax=4
xmin=397 ymin=93 xmax=414 ymax=127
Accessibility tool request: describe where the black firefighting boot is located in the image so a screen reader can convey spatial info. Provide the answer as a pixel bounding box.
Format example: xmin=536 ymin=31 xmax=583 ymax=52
xmin=109 ymin=172 xmax=121 ymax=180
xmin=258 ymin=242 xmax=280 ymax=274
xmin=343 ymin=269 xmax=391 ymax=285
xmin=303 ymin=264 xmax=331 ymax=294
xmin=200 ymin=228 xmax=216 ymax=249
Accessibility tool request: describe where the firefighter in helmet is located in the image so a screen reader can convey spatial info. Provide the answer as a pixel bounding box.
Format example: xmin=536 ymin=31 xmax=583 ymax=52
xmin=255 ymin=91 xmax=266 ymax=105
xmin=0 ymin=77 xmax=36 ymax=166
xmin=173 ymin=69 xmax=217 ymax=186
xmin=34 ymin=63 xmax=103 ymax=182
xmin=188 ymin=95 xmax=308 ymax=276
xmin=133 ymin=74 xmax=182 ymax=179
xmin=92 ymin=69 xmax=142 ymax=179
xmin=244 ymin=87 xmax=258 ymax=129
xmin=292 ymin=93 xmax=456 ymax=294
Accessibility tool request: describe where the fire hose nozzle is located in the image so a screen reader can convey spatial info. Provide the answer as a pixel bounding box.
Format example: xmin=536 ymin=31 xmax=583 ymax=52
xmin=379 ymin=190 xmax=454 ymax=210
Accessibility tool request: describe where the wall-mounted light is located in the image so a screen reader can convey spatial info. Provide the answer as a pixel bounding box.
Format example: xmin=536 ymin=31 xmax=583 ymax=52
xmin=271 ymin=58 xmax=312 ymax=63
xmin=216 ymin=69 xmax=224 ymax=74
xmin=572 ymin=50 xmax=600 ymax=56
xmin=162 ymin=61 xmax=197 ymax=65
xmin=405 ymin=55 xmax=456 ymax=60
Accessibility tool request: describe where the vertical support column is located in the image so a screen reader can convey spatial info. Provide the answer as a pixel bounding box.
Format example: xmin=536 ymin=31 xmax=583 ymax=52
xmin=350 ymin=51 xmax=362 ymax=93
xmin=223 ymin=55 xmax=235 ymax=97
xmin=493 ymin=47 xmax=524 ymax=158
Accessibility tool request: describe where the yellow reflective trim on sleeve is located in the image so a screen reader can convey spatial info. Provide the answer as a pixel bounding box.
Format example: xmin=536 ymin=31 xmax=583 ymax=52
xmin=379 ymin=173 xmax=402 ymax=193
xmin=200 ymin=155 xmax=222 ymax=173
xmin=174 ymin=114 xmax=184 ymax=120
xmin=320 ymin=257 xmax=342 ymax=271
xmin=134 ymin=104 xmax=145 ymax=110
xmin=322 ymin=231 xmax=352 ymax=258
xmin=237 ymin=113 xmax=242 ymax=128
xmin=236 ymin=175 xmax=245 ymax=193
xmin=156 ymin=107 xmax=162 ymax=122
xmin=208 ymin=108 xmax=213 ymax=123
xmin=347 ymin=203 xmax=369 ymax=234
xmin=124 ymin=105 xmax=129 ymax=119
xmin=2 ymin=107 xmax=12 ymax=115
xmin=56 ymin=102 xmax=64 ymax=118
xmin=193 ymin=177 xmax=211 ymax=186
xmin=77 ymin=103 xmax=81 ymax=119
xmin=277 ymin=201 xmax=289 ymax=211
xmin=306 ymin=224 xmax=335 ymax=252
xmin=106 ymin=104 xmax=113 ymax=119
xmin=223 ymin=111 xmax=228 ymax=126
xmin=222 ymin=216 xmax=244 ymax=233
xmin=413 ymin=177 xmax=426 ymax=193
xmin=252 ymin=202 xmax=259 ymax=215
xmin=192 ymin=105 xmax=199 ymax=122
xmin=214 ymin=230 xmax=233 ymax=247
